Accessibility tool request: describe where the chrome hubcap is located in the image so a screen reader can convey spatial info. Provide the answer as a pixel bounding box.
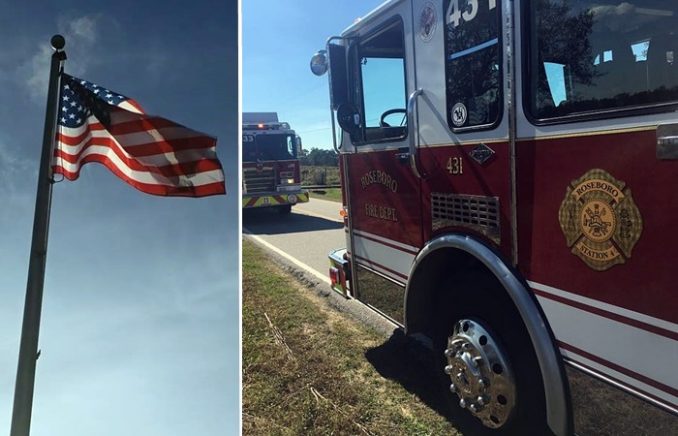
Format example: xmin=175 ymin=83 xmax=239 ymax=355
xmin=444 ymin=319 xmax=516 ymax=428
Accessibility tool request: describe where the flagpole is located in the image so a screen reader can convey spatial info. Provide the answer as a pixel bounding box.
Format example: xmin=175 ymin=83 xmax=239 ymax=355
xmin=10 ymin=35 xmax=66 ymax=436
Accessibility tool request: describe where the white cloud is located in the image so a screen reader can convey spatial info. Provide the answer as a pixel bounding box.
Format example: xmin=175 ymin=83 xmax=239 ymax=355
xmin=23 ymin=44 xmax=53 ymax=102
xmin=66 ymin=15 xmax=98 ymax=44
xmin=19 ymin=14 xmax=101 ymax=102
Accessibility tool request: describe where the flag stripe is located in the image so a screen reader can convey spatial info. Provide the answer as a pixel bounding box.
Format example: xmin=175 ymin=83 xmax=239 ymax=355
xmin=107 ymin=117 xmax=188 ymax=136
xmin=54 ymin=151 xmax=225 ymax=188
xmin=118 ymin=99 xmax=144 ymax=114
xmin=57 ymin=138 xmax=218 ymax=167
xmin=59 ymin=117 xmax=209 ymax=144
xmin=111 ymin=127 xmax=213 ymax=148
xmin=57 ymin=131 xmax=215 ymax=152
xmin=54 ymin=144 xmax=223 ymax=178
xmin=57 ymin=124 xmax=217 ymax=155
xmin=54 ymin=161 xmax=225 ymax=197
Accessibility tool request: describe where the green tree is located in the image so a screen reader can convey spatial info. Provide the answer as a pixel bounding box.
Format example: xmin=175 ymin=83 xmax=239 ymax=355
xmin=301 ymin=148 xmax=338 ymax=166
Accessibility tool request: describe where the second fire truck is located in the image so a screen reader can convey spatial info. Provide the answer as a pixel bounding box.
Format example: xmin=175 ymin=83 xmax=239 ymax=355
xmin=242 ymin=112 xmax=309 ymax=213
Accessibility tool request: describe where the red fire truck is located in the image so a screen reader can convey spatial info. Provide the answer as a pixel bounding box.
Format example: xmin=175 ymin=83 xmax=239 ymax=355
xmin=311 ymin=1 xmax=677 ymax=434
xmin=242 ymin=112 xmax=309 ymax=213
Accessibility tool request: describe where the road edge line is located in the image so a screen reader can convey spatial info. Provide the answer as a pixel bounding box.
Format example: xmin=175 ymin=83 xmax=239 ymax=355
xmin=242 ymin=229 xmax=331 ymax=285
xmin=294 ymin=208 xmax=343 ymax=223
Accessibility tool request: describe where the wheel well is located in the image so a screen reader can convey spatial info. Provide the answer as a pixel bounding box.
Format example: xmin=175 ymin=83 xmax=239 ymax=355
xmin=405 ymin=246 xmax=500 ymax=338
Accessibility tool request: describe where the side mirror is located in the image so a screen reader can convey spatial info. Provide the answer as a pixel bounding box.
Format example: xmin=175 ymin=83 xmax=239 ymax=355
xmin=336 ymin=103 xmax=361 ymax=142
xmin=328 ymin=41 xmax=348 ymax=110
xmin=310 ymin=50 xmax=328 ymax=76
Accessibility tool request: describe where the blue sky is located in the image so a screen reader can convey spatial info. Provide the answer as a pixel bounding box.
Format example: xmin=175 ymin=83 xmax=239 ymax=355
xmin=0 ymin=1 xmax=238 ymax=435
xmin=243 ymin=0 xmax=385 ymax=150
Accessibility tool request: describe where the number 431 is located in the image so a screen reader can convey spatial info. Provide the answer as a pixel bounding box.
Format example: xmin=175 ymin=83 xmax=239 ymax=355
xmin=447 ymin=156 xmax=463 ymax=175
xmin=447 ymin=0 xmax=497 ymax=28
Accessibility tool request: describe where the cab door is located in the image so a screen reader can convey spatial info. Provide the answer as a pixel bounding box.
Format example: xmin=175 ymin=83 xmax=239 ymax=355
xmin=341 ymin=5 xmax=421 ymax=321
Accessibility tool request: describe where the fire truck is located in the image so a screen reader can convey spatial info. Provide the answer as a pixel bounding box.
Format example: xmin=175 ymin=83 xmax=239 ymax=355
xmin=311 ymin=1 xmax=677 ymax=434
xmin=242 ymin=112 xmax=309 ymax=213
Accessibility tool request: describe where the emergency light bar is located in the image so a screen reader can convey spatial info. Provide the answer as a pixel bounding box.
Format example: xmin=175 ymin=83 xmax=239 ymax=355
xmin=242 ymin=122 xmax=291 ymax=130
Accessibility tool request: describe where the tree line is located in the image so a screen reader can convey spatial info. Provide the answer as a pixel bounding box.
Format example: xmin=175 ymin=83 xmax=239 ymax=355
xmin=299 ymin=148 xmax=338 ymax=167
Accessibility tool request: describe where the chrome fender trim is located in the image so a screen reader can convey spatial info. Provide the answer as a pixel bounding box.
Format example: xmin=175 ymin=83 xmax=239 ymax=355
xmin=404 ymin=234 xmax=571 ymax=436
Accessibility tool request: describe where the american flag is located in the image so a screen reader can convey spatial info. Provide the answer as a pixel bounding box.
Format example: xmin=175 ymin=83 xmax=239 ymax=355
xmin=53 ymin=74 xmax=226 ymax=197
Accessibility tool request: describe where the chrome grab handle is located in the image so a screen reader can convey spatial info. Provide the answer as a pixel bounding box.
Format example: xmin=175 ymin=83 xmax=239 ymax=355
xmin=407 ymin=88 xmax=424 ymax=178
xmin=657 ymin=123 xmax=678 ymax=160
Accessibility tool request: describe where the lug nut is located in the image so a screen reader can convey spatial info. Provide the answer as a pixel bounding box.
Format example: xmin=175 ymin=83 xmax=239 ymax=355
xmin=478 ymin=378 xmax=487 ymax=388
xmin=444 ymin=365 xmax=454 ymax=375
xmin=462 ymin=343 xmax=472 ymax=350
xmin=477 ymin=396 xmax=485 ymax=406
xmin=473 ymin=356 xmax=482 ymax=367
xmin=469 ymin=404 xmax=478 ymax=413
xmin=459 ymin=399 xmax=466 ymax=408
xmin=444 ymin=348 xmax=454 ymax=358
xmin=449 ymin=383 xmax=456 ymax=392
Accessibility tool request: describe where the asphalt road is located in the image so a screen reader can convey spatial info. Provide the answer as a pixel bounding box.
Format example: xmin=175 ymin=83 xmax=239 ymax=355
xmin=242 ymin=198 xmax=346 ymax=283
xmin=243 ymin=197 xmax=399 ymax=336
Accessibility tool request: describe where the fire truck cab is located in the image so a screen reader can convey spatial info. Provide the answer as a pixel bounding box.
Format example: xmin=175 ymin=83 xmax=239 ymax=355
xmin=312 ymin=1 xmax=677 ymax=434
xmin=242 ymin=112 xmax=309 ymax=213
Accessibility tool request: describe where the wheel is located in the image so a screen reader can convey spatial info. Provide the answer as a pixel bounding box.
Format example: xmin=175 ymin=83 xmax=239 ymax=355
xmin=432 ymin=270 xmax=550 ymax=435
xmin=278 ymin=204 xmax=292 ymax=214
xmin=379 ymin=108 xmax=407 ymax=127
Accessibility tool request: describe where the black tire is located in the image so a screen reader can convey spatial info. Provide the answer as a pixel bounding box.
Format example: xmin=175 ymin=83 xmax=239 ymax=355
xmin=432 ymin=269 xmax=550 ymax=436
xmin=278 ymin=204 xmax=292 ymax=214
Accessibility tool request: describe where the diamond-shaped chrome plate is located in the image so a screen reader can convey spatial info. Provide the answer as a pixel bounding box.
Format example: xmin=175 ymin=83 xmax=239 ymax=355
xmin=469 ymin=143 xmax=495 ymax=165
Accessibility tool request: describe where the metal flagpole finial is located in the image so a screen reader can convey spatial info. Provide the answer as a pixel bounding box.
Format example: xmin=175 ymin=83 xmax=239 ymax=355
xmin=51 ymin=34 xmax=65 ymax=51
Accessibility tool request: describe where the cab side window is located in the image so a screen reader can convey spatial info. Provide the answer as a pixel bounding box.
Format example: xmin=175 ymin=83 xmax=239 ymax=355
xmin=355 ymin=20 xmax=408 ymax=144
xmin=527 ymin=0 xmax=678 ymax=120
xmin=286 ymin=136 xmax=296 ymax=159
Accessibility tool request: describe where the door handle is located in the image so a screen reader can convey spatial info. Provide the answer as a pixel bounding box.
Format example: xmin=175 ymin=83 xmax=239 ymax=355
xmin=657 ymin=124 xmax=678 ymax=160
xmin=395 ymin=147 xmax=409 ymax=162
xmin=407 ymin=88 xmax=424 ymax=178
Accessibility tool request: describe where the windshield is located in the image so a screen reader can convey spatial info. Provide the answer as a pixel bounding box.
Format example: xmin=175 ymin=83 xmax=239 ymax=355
xmin=242 ymin=134 xmax=296 ymax=162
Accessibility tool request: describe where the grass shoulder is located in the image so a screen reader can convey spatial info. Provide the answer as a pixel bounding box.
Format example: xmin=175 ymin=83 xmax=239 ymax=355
xmin=308 ymin=188 xmax=342 ymax=203
xmin=242 ymin=239 xmax=461 ymax=435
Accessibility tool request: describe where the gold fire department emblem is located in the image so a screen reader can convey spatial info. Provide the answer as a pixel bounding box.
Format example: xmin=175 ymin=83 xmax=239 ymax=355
xmin=558 ymin=169 xmax=642 ymax=271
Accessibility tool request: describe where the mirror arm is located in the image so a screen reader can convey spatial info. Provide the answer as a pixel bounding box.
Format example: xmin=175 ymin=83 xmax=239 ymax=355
xmin=407 ymin=88 xmax=424 ymax=179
